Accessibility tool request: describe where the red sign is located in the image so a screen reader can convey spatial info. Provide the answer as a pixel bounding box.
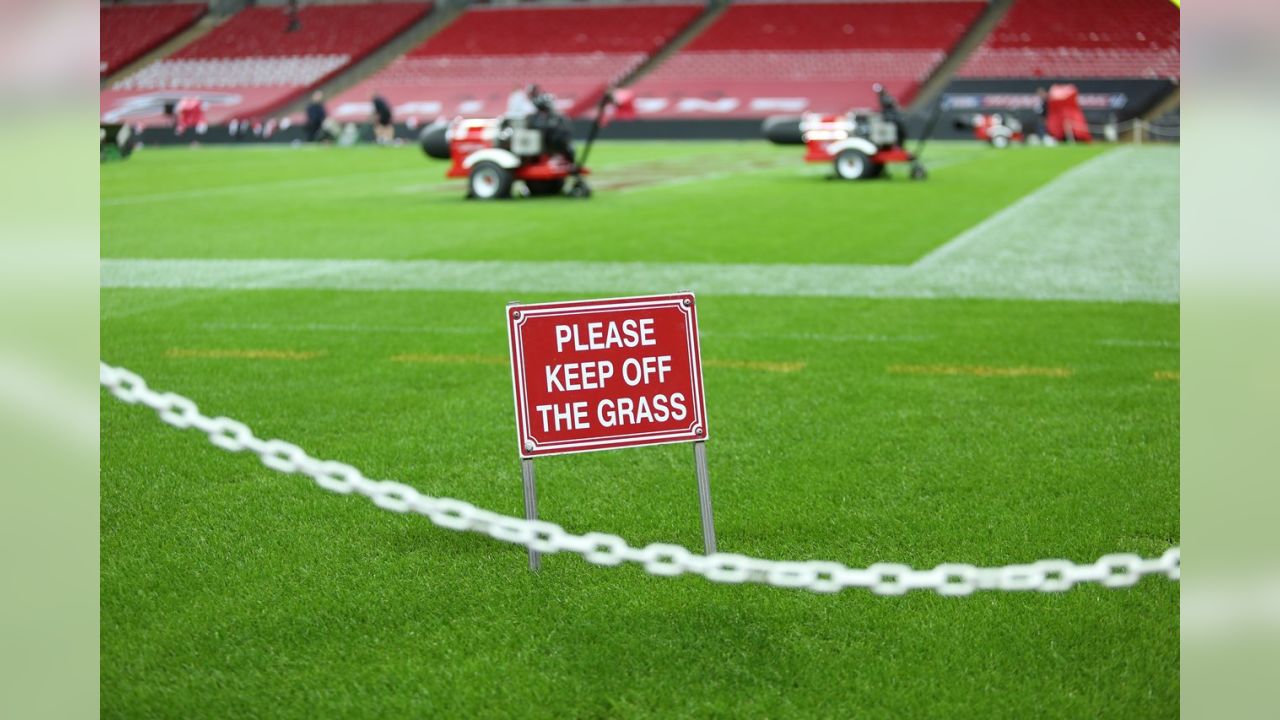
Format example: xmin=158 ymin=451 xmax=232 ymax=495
xmin=507 ymin=293 xmax=708 ymax=457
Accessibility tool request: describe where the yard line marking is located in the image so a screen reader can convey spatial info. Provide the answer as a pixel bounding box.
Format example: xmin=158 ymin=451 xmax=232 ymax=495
xmin=906 ymin=147 xmax=1178 ymax=302
xmin=703 ymin=359 xmax=806 ymax=373
xmin=102 ymin=289 xmax=234 ymax=320
xmin=1153 ymin=370 xmax=1180 ymax=381
xmin=390 ymin=353 xmax=506 ymax=365
xmin=165 ymin=348 xmax=325 ymax=360
xmin=914 ymin=149 xmax=1119 ymax=268
xmin=202 ymin=321 xmax=493 ymax=335
xmin=390 ymin=353 xmax=805 ymax=373
xmin=888 ymin=364 xmax=1073 ymax=378
xmin=100 ymin=147 xmax=1179 ymax=303
xmin=613 ymin=153 xmax=981 ymax=194
xmin=195 ymin=322 xmax=924 ymax=344
xmin=1096 ymin=338 xmax=1179 ymax=349
xmin=610 ymin=159 xmax=800 ymax=193
xmin=102 ymin=167 xmax=433 ymax=206
xmin=706 ymin=330 xmax=933 ymax=344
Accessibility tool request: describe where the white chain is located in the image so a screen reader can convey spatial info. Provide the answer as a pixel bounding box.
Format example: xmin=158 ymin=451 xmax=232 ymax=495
xmin=99 ymin=362 xmax=1180 ymax=596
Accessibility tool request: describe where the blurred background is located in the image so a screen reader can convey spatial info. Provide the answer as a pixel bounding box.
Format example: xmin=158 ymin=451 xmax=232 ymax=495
xmin=97 ymin=0 xmax=1180 ymax=146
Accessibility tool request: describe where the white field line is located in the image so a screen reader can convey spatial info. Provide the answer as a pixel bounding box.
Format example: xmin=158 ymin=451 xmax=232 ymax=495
xmin=610 ymin=161 xmax=792 ymax=194
xmin=612 ymin=152 xmax=979 ymax=195
xmin=1095 ymin=338 xmax=1179 ymax=348
xmin=201 ymin=321 xmax=493 ymax=335
xmin=102 ymin=167 xmax=439 ymax=206
xmin=914 ymin=149 xmax=1123 ymax=268
xmin=196 ymin=320 xmax=937 ymax=345
xmin=101 ymin=288 xmax=233 ymax=321
xmin=197 ymin=322 xmax=1170 ymax=349
xmin=902 ymin=147 xmax=1179 ymax=302
xmin=101 ymin=147 xmax=1179 ymax=303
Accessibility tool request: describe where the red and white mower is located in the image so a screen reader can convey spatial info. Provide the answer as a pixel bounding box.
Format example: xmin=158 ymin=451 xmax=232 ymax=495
xmin=430 ymin=92 xmax=621 ymax=200
xmin=801 ymin=111 xmax=927 ymax=181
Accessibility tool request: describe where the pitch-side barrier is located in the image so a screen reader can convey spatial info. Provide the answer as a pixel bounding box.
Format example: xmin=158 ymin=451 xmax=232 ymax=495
xmin=100 ymin=362 xmax=1180 ymax=596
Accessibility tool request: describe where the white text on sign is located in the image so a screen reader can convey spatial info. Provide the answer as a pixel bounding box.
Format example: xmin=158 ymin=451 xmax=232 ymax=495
xmin=536 ymin=319 xmax=685 ymax=432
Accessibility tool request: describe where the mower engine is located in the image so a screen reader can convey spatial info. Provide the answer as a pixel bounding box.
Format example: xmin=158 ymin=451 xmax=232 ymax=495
xmin=800 ymin=111 xmax=924 ymax=181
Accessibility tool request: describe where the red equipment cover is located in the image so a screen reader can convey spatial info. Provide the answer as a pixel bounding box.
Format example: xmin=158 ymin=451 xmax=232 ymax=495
xmin=1046 ymin=84 xmax=1092 ymax=142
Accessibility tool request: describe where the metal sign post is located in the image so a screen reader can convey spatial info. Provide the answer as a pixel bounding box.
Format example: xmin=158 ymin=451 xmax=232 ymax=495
xmin=693 ymin=441 xmax=716 ymax=555
xmin=510 ymin=300 xmax=542 ymax=572
xmin=520 ymin=457 xmax=541 ymax=571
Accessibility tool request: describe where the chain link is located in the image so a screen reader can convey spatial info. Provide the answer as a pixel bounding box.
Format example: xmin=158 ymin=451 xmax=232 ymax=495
xmin=99 ymin=362 xmax=1181 ymax=596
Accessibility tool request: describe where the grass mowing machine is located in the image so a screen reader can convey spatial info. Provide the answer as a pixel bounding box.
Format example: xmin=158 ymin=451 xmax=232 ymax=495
xmin=422 ymin=91 xmax=619 ymax=201
xmin=801 ymin=110 xmax=928 ymax=181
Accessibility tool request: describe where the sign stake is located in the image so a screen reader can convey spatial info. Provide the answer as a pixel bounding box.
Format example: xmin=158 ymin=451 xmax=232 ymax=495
xmin=693 ymin=441 xmax=716 ymax=555
xmin=520 ymin=457 xmax=541 ymax=572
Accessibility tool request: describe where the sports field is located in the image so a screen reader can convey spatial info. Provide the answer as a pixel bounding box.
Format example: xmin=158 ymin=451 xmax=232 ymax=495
xmin=101 ymin=141 xmax=1179 ymax=717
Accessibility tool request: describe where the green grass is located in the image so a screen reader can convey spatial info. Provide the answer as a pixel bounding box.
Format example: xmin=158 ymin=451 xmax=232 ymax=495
xmin=103 ymin=141 xmax=1103 ymax=265
xmin=101 ymin=141 xmax=1178 ymax=718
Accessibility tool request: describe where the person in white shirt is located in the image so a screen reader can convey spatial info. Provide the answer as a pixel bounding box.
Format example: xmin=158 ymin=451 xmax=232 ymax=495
xmin=505 ymin=84 xmax=538 ymax=118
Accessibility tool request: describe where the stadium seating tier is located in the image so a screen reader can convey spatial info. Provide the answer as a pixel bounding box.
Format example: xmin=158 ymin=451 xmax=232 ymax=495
xmin=101 ymin=3 xmax=206 ymax=77
xmin=631 ymin=1 xmax=986 ymax=118
xmin=328 ymin=4 xmax=702 ymax=122
xmin=103 ymin=3 xmax=433 ymax=126
xmin=957 ymin=0 xmax=1180 ymax=79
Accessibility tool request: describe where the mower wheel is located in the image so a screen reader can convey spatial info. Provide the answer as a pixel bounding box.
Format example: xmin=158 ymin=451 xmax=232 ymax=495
xmin=990 ymin=134 xmax=1010 ymax=149
xmin=526 ymin=179 xmax=566 ymax=196
xmin=468 ymin=161 xmax=513 ymax=200
xmin=910 ymin=163 xmax=928 ymax=181
xmin=833 ymin=149 xmax=872 ymax=180
xmin=568 ymin=180 xmax=591 ymax=199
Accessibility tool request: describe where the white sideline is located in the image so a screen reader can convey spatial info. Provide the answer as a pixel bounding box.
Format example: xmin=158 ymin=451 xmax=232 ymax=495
xmin=102 ymin=167 xmax=439 ymax=207
xmin=101 ymin=147 xmax=1179 ymax=303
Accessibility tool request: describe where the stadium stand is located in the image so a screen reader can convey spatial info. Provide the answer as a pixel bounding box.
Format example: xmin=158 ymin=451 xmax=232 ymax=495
xmin=325 ymin=3 xmax=702 ymax=123
xmin=100 ymin=3 xmax=207 ymax=77
xmin=956 ymin=0 xmax=1180 ymax=79
xmin=627 ymin=0 xmax=986 ymax=118
xmin=102 ymin=3 xmax=432 ymax=126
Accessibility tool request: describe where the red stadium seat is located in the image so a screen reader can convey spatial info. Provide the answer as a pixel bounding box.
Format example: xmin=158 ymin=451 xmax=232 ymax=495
xmin=327 ymin=4 xmax=702 ymax=122
xmin=957 ymin=0 xmax=1180 ymax=79
xmin=102 ymin=3 xmax=432 ymax=126
xmin=629 ymin=1 xmax=986 ymax=118
xmin=101 ymin=3 xmax=206 ymax=77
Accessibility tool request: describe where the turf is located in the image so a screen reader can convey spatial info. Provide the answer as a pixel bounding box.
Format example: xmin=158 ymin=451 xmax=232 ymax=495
xmin=101 ymin=141 xmax=1178 ymax=718
xmin=102 ymin=141 xmax=1104 ymax=265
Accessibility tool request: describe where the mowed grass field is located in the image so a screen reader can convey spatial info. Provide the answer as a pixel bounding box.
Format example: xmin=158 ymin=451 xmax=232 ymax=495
xmin=101 ymin=141 xmax=1179 ymax=718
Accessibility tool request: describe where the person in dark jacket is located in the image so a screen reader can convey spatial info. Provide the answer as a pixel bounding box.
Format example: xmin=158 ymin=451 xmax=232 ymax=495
xmin=873 ymin=82 xmax=907 ymax=145
xmin=371 ymin=93 xmax=394 ymax=145
xmin=529 ymin=91 xmax=575 ymax=162
xmin=1031 ymin=87 xmax=1049 ymax=141
xmin=305 ymin=90 xmax=330 ymax=142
